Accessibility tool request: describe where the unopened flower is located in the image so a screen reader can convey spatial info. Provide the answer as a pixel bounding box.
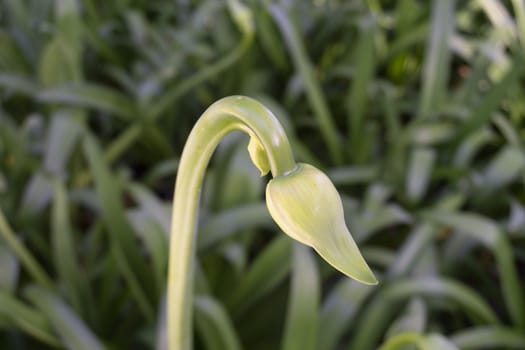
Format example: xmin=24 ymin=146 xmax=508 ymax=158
xmin=266 ymin=163 xmax=377 ymax=285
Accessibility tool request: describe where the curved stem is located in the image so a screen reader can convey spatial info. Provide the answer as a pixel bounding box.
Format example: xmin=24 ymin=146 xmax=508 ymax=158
xmin=167 ymin=96 xmax=296 ymax=350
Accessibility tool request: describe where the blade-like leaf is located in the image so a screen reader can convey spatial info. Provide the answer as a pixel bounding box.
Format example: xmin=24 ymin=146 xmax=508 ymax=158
xmin=281 ymin=244 xmax=319 ymax=350
xmin=24 ymin=286 xmax=105 ymax=350
xmin=39 ymin=84 xmax=138 ymax=120
xmin=194 ymin=295 xmax=243 ymax=350
xmin=0 ymin=290 xmax=59 ymax=347
xmin=83 ymin=135 xmax=154 ymax=321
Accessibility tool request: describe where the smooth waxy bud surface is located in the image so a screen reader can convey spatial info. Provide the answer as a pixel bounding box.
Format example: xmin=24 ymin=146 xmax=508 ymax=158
xmin=266 ymin=163 xmax=377 ymax=285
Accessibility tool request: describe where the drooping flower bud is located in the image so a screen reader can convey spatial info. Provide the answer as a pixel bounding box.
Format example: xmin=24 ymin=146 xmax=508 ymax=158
xmin=266 ymin=163 xmax=377 ymax=285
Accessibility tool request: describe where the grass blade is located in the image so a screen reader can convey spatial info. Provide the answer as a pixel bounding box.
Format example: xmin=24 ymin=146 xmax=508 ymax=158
xmin=194 ymin=295 xmax=243 ymax=350
xmin=24 ymin=286 xmax=106 ymax=350
xmin=281 ymin=244 xmax=319 ymax=350
xmin=38 ymin=84 xmax=138 ymax=121
xmin=226 ymin=236 xmax=292 ymax=315
xmin=83 ymin=135 xmax=154 ymax=321
xmin=348 ymin=277 xmax=499 ymax=350
xmin=198 ymin=202 xmax=272 ymax=252
xmin=318 ymin=279 xmax=374 ymax=350
xmin=269 ymin=4 xmax=343 ymax=164
xmin=43 ymin=113 xmax=82 ymax=176
xmin=0 ymin=209 xmax=53 ymax=288
xmin=0 ymin=73 xmax=38 ymax=95
xmin=348 ymin=16 xmax=376 ymax=162
xmin=455 ymin=60 xmax=522 ymax=140
xmin=421 ymin=210 xmax=525 ymax=330
xmin=406 ymin=147 xmax=436 ymax=203
xmin=451 ymin=326 xmax=525 ymax=349
xmin=419 ymin=0 xmax=455 ymax=117
xmin=0 ymin=290 xmax=60 ymax=347
xmin=511 ymin=0 xmax=525 ymax=52
xmin=52 ymin=180 xmax=90 ymax=317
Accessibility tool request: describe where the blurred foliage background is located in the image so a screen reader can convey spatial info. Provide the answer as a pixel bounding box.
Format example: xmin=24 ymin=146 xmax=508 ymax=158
xmin=1 ymin=0 xmax=525 ymax=349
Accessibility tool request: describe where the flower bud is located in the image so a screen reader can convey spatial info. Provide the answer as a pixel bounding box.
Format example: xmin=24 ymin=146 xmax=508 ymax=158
xmin=248 ymin=135 xmax=270 ymax=176
xmin=266 ymin=163 xmax=377 ymax=285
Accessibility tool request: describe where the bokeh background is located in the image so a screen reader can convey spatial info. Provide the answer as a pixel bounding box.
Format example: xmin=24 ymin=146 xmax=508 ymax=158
xmin=1 ymin=0 xmax=525 ymax=349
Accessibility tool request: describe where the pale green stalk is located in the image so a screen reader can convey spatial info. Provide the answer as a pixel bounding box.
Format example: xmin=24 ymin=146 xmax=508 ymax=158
xmin=167 ymin=96 xmax=296 ymax=350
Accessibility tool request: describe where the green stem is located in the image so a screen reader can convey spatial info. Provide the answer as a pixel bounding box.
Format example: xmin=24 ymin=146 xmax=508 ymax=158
xmin=167 ymin=96 xmax=296 ymax=350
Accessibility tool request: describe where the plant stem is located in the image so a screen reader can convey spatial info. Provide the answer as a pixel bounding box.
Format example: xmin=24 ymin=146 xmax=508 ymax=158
xmin=167 ymin=96 xmax=296 ymax=350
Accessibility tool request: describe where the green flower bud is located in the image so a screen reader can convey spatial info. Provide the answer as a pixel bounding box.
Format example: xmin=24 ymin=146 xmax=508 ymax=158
xmin=266 ymin=163 xmax=377 ymax=285
xmin=248 ymin=135 xmax=270 ymax=176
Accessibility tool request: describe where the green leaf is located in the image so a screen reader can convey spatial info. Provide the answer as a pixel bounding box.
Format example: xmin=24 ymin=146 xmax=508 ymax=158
xmin=512 ymin=0 xmax=525 ymax=52
xmin=0 ymin=290 xmax=60 ymax=347
xmin=39 ymin=36 xmax=81 ymax=86
xmin=348 ymin=16 xmax=376 ymax=162
xmin=0 ymin=242 xmax=18 ymax=292
xmin=388 ymin=224 xmax=435 ymax=277
xmin=226 ymin=236 xmax=292 ymax=315
xmin=386 ymin=298 xmax=427 ymax=337
xmin=0 ymin=30 xmax=28 ymax=73
xmin=269 ymin=4 xmax=343 ymax=164
xmin=0 ymin=209 xmax=53 ymax=288
xmin=83 ymin=135 xmax=154 ymax=321
xmin=52 ymin=180 xmax=89 ymax=316
xmin=318 ymin=279 xmax=374 ymax=350
xmin=327 ymin=165 xmax=378 ymax=186
xmin=451 ymin=326 xmax=525 ymax=349
xmin=255 ymin=4 xmax=288 ymax=70
xmin=281 ymin=244 xmax=319 ymax=350
xmin=44 ymin=112 xmax=82 ymax=176
xmin=419 ymin=0 xmax=455 ymax=116
xmin=24 ymin=286 xmax=106 ymax=350
xmin=0 ymin=73 xmax=38 ymax=96
xmin=20 ymin=171 xmax=54 ymax=214
xmin=455 ymin=59 xmax=522 ymax=140
xmin=483 ymin=146 xmax=525 ymax=187
xmin=406 ymin=148 xmax=436 ymax=203
xmin=422 ymin=210 xmax=525 ymax=330
xmin=198 ymin=202 xmax=272 ymax=252
xmin=194 ymin=295 xmax=243 ymax=350
xmin=348 ymin=277 xmax=499 ymax=350
xmin=38 ymin=84 xmax=138 ymax=120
